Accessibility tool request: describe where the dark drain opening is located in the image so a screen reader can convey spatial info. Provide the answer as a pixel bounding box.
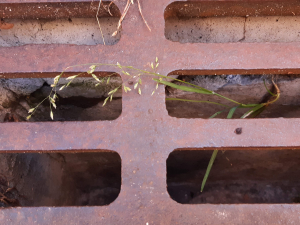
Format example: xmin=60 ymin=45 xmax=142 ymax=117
xmin=0 ymin=151 xmax=121 ymax=207
xmin=167 ymin=149 xmax=300 ymax=204
xmin=0 ymin=73 xmax=122 ymax=122
xmin=165 ymin=72 xmax=300 ymax=118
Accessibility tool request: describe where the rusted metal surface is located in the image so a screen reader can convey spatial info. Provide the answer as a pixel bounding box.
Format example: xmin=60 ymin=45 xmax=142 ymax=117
xmin=0 ymin=1 xmax=120 ymax=19
xmin=165 ymin=1 xmax=300 ymax=18
xmin=1 ymin=0 xmax=300 ymax=224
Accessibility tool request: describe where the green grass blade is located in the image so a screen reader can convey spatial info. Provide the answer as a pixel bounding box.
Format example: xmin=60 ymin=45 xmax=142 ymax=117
xmin=227 ymin=106 xmax=239 ymax=119
xmin=201 ymin=150 xmax=218 ymax=192
xmin=247 ymin=105 xmax=266 ymax=118
xmin=153 ymin=77 xmax=243 ymax=105
xmin=209 ymin=111 xmax=224 ymax=118
xmin=240 ymin=104 xmax=260 ymax=108
xmin=241 ymin=104 xmax=265 ymax=118
xmin=166 ymin=98 xmax=229 ymax=108
xmin=264 ymin=80 xmax=276 ymax=96
xmin=153 ymin=79 xmax=213 ymax=94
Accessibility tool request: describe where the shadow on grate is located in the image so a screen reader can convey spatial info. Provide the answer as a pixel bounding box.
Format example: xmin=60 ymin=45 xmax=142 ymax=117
xmin=0 ymin=150 xmax=121 ymax=207
xmin=164 ymin=1 xmax=300 ymax=43
xmin=0 ymin=73 xmax=122 ymax=122
xmin=167 ymin=149 xmax=300 ymax=204
xmin=165 ymin=71 xmax=300 ymax=118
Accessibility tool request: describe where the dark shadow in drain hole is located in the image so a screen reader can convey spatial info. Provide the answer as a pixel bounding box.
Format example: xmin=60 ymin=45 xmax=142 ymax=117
xmin=0 ymin=151 xmax=121 ymax=207
xmin=167 ymin=149 xmax=300 ymax=204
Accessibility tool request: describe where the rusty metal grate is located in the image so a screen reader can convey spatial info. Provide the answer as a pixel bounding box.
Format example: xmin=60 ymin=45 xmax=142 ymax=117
xmin=1 ymin=0 xmax=300 ymax=224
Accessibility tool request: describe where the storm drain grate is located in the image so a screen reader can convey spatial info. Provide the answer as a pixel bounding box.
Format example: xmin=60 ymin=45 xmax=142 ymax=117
xmin=1 ymin=0 xmax=300 ymax=224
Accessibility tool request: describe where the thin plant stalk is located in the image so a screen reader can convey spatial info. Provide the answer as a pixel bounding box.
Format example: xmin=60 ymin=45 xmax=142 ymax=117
xmin=96 ymin=0 xmax=106 ymax=45
xmin=201 ymin=150 xmax=218 ymax=192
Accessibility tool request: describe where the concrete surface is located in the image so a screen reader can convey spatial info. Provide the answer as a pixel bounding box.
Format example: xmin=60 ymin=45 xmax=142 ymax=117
xmin=165 ymin=16 xmax=300 ymax=43
xmin=0 ymin=17 xmax=120 ymax=46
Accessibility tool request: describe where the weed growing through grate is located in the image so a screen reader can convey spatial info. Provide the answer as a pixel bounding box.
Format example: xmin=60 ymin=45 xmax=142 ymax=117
xmin=153 ymin=72 xmax=280 ymax=191
xmin=26 ymin=58 xmax=280 ymax=192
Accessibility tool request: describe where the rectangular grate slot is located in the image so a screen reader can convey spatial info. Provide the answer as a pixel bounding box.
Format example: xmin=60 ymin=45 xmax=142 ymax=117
xmin=167 ymin=149 xmax=300 ymax=204
xmin=0 ymin=73 xmax=122 ymax=122
xmin=166 ymin=72 xmax=300 ymax=119
xmin=165 ymin=1 xmax=300 ymax=43
xmin=0 ymin=2 xmax=121 ymax=46
xmin=0 ymin=150 xmax=121 ymax=207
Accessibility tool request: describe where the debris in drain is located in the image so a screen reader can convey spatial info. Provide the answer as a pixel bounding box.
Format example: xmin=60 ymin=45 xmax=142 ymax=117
xmin=0 ymin=20 xmax=14 ymax=30
xmin=4 ymin=113 xmax=21 ymax=122
xmin=0 ymin=174 xmax=20 ymax=207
